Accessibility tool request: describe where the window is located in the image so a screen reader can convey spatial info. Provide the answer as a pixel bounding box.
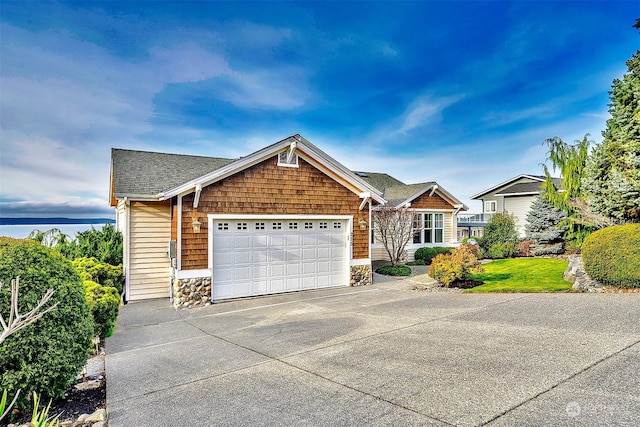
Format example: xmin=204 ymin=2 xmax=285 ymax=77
xmin=485 ymin=201 xmax=497 ymax=213
xmin=237 ymin=222 xmax=248 ymax=230
xmin=217 ymin=222 xmax=229 ymax=231
xmin=333 ymin=222 xmax=342 ymax=229
xmin=272 ymin=222 xmax=282 ymax=230
xmin=412 ymin=213 xmax=444 ymax=244
xmin=319 ymin=222 xmax=328 ymax=229
xmin=278 ymin=151 xmax=299 ymax=167
xmin=255 ymin=222 xmax=265 ymax=230
xmin=304 ymin=222 xmax=313 ymax=229
xmin=288 ymin=222 xmax=298 ymax=230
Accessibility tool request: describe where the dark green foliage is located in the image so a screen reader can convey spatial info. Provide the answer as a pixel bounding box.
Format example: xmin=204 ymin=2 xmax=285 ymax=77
xmin=486 ymin=242 xmax=518 ymax=259
xmin=0 ymin=238 xmax=93 ymax=412
xmin=429 ymin=244 xmax=484 ymax=287
xmin=375 ymin=265 xmax=411 ymax=276
xmin=84 ymin=281 xmax=120 ymax=338
xmin=477 ymin=213 xmax=518 ymax=257
xmin=583 ymin=50 xmax=640 ymax=223
xmin=405 ymin=259 xmax=425 ymax=266
xmin=413 ymin=246 xmax=452 ymax=264
xmin=582 ymin=224 xmax=640 ymax=288
xmin=57 ymin=224 xmax=123 ymax=266
xmin=525 ymin=196 xmax=568 ymax=256
xmin=73 ymin=257 xmax=124 ymax=294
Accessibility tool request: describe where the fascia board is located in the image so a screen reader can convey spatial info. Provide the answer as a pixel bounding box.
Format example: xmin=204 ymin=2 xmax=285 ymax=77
xmin=161 ymin=137 xmax=294 ymax=199
xmin=113 ymin=193 xmax=162 ymax=201
xmin=496 ymin=191 xmax=540 ymax=197
xmin=162 ymin=134 xmax=386 ymax=204
xmin=470 ymin=174 xmax=545 ymax=199
xmin=399 ymin=183 xmax=464 ymax=209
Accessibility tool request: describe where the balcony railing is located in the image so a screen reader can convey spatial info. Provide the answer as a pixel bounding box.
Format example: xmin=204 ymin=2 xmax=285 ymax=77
xmin=457 ymin=213 xmax=495 ymax=224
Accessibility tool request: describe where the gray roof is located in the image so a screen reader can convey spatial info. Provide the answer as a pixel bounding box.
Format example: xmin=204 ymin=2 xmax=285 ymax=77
xmin=352 ymin=172 xmax=405 ymax=193
xmin=495 ymin=178 xmax=563 ymax=196
xmin=383 ymin=182 xmax=436 ymax=206
xmin=111 ymin=148 xmax=235 ymax=197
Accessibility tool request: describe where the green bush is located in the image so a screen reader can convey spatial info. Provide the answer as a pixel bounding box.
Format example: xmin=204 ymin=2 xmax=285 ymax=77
xmin=84 ymin=280 xmax=120 ymax=338
xmin=478 ymin=213 xmax=519 ymax=255
xmin=414 ymin=246 xmax=452 ymax=264
xmin=73 ymin=257 xmax=124 ymax=294
xmin=429 ymin=244 xmax=484 ymax=287
xmin=375 ymin=265 xmax=412 ymax=276
xmin=486 ymin=242 xmax=517 ymax=259
xmin=582 ymin=224 xmax=640 ymax=288
xmin=57 ymin=223 xmax=123 ymax=266
xmin=0 ymin=238 xmax=93 ymax=412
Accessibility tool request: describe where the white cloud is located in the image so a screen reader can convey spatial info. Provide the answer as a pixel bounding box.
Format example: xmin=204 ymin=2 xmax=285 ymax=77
xmin=398 ymin=94 xmax=465 ymax=134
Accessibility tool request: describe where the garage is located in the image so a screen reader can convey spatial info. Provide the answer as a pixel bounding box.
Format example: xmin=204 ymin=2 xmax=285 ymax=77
xmin=211 ymin=217 xmax=350 ymax=300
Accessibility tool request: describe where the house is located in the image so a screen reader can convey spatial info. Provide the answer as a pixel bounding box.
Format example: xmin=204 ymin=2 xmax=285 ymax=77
xmin=468 ymin=174 xmax=562 ymax=237
xmin=109 ymin=135 xmax=465 ymax=307
xmin=354 ymin=173 xmax=468 ymax=261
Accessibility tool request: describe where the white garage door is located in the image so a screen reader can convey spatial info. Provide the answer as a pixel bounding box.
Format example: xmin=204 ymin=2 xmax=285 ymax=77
xmin=212 ymin=218 xmax=349 ymax=300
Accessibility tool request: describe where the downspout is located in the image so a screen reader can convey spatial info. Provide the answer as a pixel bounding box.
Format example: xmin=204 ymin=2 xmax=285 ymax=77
xmin=123 ymin=197 xmax=130 ymax=303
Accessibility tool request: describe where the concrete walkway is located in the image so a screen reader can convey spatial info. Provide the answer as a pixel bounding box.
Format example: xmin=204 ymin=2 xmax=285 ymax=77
xmin=106 ymin=280 xmax=639 ymax=426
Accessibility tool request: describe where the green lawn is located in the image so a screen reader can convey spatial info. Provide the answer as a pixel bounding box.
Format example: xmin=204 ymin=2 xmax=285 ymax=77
xmin=465 ymin=258 xmax=573 ymax=293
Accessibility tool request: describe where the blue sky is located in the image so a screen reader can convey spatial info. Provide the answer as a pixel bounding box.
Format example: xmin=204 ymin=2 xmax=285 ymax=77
xmin=1 ymin=1 xmax=638 ymax=218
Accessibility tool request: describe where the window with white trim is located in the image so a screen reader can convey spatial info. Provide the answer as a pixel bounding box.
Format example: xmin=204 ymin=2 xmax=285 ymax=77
xmin=319 ymin=222 xmax=328 ymax=229
xmin=237 ymin=222 xmax=248 ymax=230
xmin=255 ymin=222 xmax=265 ymax=230
xmin=278 ymin=151 xmax=299 ymax=167
xmin=304 ymin=222 xmax=313 ymax=229
xmin=217 ymin=222 xmax=229 ymax=231
xmin=412 ymin=213 xmax=444 ymax=244
xmin=272 ymin=222 xmax=282 ymax=230
xmin=288 ymin=222 xmax=298 ymax=230
xmin=485 ymin=201 xmax=497 ymax=213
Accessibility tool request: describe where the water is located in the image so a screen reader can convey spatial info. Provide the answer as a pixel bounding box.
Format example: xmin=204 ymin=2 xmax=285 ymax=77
xmin=0 ymin=223 xmax=111 ymax=240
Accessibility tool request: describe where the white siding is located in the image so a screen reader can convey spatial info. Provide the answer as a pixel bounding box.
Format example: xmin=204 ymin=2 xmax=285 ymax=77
xmin=128 ymin=201 xmax=171 ymax=300
xmin=504 ymin=195 xmax=536 ymax=237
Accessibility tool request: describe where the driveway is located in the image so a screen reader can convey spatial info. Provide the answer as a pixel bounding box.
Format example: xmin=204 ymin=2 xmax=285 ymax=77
xmin=106 ymin=278 xmax=640 ymax=426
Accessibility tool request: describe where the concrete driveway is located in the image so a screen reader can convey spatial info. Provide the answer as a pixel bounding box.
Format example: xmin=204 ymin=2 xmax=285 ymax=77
xmin=106 ymin=279 xmax=640 ymax=426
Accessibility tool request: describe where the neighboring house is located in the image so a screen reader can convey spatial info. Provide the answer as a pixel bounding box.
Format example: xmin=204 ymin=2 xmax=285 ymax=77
xmin=468 ymin=174 xmax=562 ymax=237
xmin=355 ymin=172 xmax=468 ymax=262
xmin=110 ymin=134 xmax=466 ymax=306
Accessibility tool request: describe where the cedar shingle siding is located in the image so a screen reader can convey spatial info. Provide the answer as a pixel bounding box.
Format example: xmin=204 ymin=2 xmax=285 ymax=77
xmin=410 ymin=192 xmax=454 ymax=210
xmin=180 ymin=156 xmax=370 ymax=269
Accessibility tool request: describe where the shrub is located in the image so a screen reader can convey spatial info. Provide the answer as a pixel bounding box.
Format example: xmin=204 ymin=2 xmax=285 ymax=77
xmin=0 ymin=238 xmax=93 ymax=412
xmin=72 ymin=257 xmax=124 ymax=294
xmin=57 ymin=223 xmax=123 ymax=266
xmin=429 ymin=244 xmax=484 ymax=287
xmin=414 ymin=246 xmax=452 ymax=264
xmin=405 ymin=259 xmax=425 ymax=266
xmin=517 ymin=240 xmax=534 ymax=257
xmin=375 ymin=265 xmax=411 ymax=276
xmin=84 ymin=281 xmax=120 ymax=338
xmin=582 ymin=224 xmax=640 ymax=288
xmin=478 ymin=213 xmax=519 ymax=255
xmin=487 ymin=242 xmax=517 ymax=259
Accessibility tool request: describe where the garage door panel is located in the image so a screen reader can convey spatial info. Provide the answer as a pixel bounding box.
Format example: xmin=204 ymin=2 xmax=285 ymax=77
xmin=213 ymin=218 xmax=348 ymax=301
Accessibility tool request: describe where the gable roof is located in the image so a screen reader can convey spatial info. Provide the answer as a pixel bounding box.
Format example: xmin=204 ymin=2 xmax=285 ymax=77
xmin=471 ymin=174 xmax=562 ymax=199
xmin=352 ymin=172 xmax=405 ymax=193
xmin=110 ymin=135 xmax=385 ymax=205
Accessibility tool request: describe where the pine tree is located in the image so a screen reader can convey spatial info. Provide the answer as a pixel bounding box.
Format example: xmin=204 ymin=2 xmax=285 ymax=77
xmin=525 ymin=196 xmax=568 ymax=255
xmin=582 ymin=20 xmax=640 ymax=223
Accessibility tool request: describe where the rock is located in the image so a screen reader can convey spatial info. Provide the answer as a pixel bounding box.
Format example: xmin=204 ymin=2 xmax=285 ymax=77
xmin=75 ymin=380 xmax=102 ymax=391
xmin=564 ymin=254 xmax=604 ymax=292
xmin=84 ymin=408 xmax=107 ymax=422
xmin=77 ymin=413 xmax=90 ymax=422
xmin=92 ymin=422 xmax=107 ymax=427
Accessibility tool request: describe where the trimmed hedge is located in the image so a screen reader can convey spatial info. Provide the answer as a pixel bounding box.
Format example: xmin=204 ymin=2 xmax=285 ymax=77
xmin=375 ymin=265 xmax=412 ymax=276
xmin=582 ymin=224 xmax=640 ymax=288
xmin=84 ymin=280 xmax=120 ymax=338
xmin=0 ymin=238 xmax=93 ymax=412
xmin=414 ymin=246 xmax=452 ymax=264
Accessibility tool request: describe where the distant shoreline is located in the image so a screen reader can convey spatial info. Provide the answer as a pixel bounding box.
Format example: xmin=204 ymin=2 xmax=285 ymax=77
xmin=0 ymin=218 xmax=116 ymax=225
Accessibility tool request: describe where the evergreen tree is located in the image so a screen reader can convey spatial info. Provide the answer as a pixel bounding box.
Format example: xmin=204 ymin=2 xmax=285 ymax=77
xmin=525 ymin=196 xmax=568 ymax=255
xmin=582 ymin=22 xmax=640 ymax=223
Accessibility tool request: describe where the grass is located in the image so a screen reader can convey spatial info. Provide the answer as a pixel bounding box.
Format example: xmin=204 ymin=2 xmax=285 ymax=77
xmin=464 ymin=258 xmax=573 ymax=293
